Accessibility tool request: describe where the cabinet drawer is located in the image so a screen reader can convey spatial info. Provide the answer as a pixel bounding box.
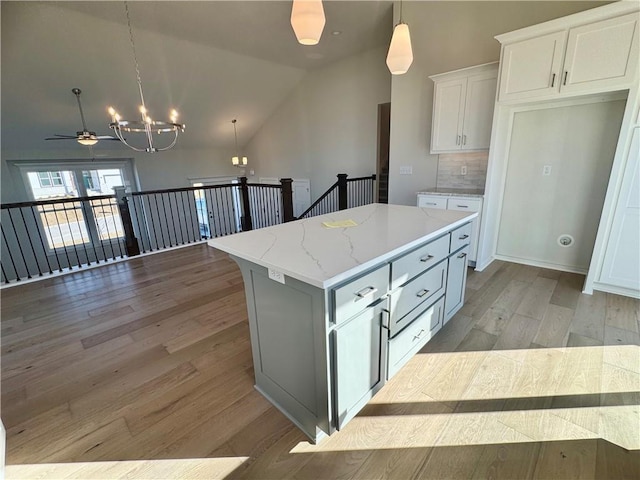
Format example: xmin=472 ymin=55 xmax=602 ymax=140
xmin=389 ymin=260 xmax=446 ymax=336
xmin=333 ymin=264 xmax=390 ymax=325
xmin=388 ymin=296 xmax=444 ymax=379
xmin=417 ymin=195 xmax=447 ymax=209
xmin=450 ymin=222 xmax=472 ymax=253
xmin=391 ymin=234 xmax=450 ymax=290
xmin=447 ymin=197 xmax=482 ymax=212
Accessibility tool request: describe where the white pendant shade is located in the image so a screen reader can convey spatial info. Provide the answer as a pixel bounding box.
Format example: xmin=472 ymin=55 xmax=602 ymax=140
xmin=386 ymin=23 xmax=413 ymax=75
xmin=290 ymin=0 xmax=326 ymax=46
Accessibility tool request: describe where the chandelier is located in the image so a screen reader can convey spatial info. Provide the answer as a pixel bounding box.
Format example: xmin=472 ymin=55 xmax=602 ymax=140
xmin=231 ymin=119 xmax=248 ymax=167
xmin=107 ymin=1 xmax=185 ymax=153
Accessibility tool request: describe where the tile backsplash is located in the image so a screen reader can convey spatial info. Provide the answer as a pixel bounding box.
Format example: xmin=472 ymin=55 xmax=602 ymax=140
xmin=437 ymin=151 xmax=488 ymax=189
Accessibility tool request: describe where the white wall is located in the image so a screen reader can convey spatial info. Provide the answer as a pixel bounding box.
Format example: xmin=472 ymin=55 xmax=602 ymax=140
xmin=245 ymin=46 xmax=392 ymax=200
xmin=387 ymin=1 xmax=609 ymax=206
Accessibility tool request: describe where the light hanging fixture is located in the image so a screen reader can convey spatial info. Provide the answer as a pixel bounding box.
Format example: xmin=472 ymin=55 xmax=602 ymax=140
xmin=386 ymin=0 xmax=413 ymax=75
xmin=231 ymin=119 xmax=248 ymax=168
xmin=290 ymin=0 xmax=326 ymax=46
xmin=107 ymin=1 xmax=185 ymax=153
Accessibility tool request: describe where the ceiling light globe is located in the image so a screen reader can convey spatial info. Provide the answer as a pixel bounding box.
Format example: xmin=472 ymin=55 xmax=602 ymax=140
xmin=386 ymin=23 xmax=414 ymax=75
xmin=291 ymin=0 xmax=326 ymax=46
xmin=78 ymin=138 xmax=99 ymax=146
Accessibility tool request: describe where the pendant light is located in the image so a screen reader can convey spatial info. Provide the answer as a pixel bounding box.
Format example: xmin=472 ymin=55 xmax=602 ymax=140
xmin=231 ymin=119 xmax=247 ymax=167
xmin=290 ymin=0 xmax=326 ymax=46
xmin=386 ymin=0 xmax=413 ymax=75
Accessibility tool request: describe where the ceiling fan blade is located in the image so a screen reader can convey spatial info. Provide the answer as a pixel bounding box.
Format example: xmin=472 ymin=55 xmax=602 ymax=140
xmin=95 ymin=136 xmax=121 ymax=140
xmin=45 ymin=136 xmax=76 ymax=140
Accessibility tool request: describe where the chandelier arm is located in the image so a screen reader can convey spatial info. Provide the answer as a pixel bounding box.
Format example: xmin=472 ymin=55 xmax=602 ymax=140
xmin=112 ymin=126 xmax=151 ymax=152
xmin=155 ymin=130 xmax=180 ymax=152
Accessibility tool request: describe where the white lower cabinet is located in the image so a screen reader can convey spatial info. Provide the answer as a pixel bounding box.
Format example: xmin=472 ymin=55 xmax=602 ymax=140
xmin=417 ymin=194 xmax=483 ymax=265
xmin=445 ymin=245 xmax=470 ymax=323
xmin=334 ymin=300 xmax=386 ymax=429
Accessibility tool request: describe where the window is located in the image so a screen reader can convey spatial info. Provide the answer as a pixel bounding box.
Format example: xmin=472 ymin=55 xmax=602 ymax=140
xmin=36 ymin=171 xmax=64 ymax=188
xmin=18 ymin=161 xmax=136 ymax=250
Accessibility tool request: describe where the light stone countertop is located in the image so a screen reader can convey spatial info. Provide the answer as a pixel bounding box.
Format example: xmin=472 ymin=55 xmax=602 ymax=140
xmin=209 ymin=203 xmax=477 ymax=289
xmin=417 ymin=188 xmax=485 ymax=197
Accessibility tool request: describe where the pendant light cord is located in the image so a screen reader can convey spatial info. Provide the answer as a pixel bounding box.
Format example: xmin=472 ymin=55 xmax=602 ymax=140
xmin=399 ymin=0 xmax=403 ymax=22
xmin=233 ymin=119 xmax=239 ymax=157
xmin=124 ymin=1 xmax=147 ymax=112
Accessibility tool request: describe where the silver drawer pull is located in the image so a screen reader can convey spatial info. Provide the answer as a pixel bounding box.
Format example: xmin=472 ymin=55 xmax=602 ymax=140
xmin=425 ymin=202 xmax=437 ymax=206
xmin=420 ymin=254 xmax=434 ymax=263
xmin=416 ymin=289 xmax=430 ymax=298
xmin=458 ymin=234 xmax=469 ymax=240
xmin=456 ymin=205 xmax=469 ymax=208
xmin=457 ymin=253 xmax=467 ymax=259
xmin=413 ymin=329 xmax=425 ymax=341
xmin=355 ymin=286 xmax=377 ymax=299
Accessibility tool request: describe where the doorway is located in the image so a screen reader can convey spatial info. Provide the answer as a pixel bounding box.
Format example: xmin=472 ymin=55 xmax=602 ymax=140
xmin=376 ymin=102 xmax=391 ymax=204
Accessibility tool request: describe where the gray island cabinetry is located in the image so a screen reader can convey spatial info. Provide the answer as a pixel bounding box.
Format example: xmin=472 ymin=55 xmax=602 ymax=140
xmin=209 ymin=204 xmax=476 ymax=443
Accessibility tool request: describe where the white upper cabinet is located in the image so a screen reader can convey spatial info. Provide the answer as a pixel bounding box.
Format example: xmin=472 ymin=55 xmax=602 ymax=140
xmin=498 ymin=32 xmax=566 ymax=102
xmin=497 ymin=10 xmax=639 ymax=103
xmin=430 ymin=63 xmax=498 ymax=154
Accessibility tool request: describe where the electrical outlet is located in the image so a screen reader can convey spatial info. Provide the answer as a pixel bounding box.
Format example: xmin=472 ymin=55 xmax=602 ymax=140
xmin=268 ymin=268 xmax=285 ymax=284
xmin=399 ymin=166 xmax=413 ymax=175
xmin=461 ymin=166 xmax=467 ymax=176
xmin=542 ymin=165 xmax=552 ymax=176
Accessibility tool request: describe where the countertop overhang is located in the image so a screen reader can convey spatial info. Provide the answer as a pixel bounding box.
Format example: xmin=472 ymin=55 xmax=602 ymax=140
xmin=209 ymin=203 xmax=477 ymax=289
xmin=417 ymin=188 xmax=485 ymax=197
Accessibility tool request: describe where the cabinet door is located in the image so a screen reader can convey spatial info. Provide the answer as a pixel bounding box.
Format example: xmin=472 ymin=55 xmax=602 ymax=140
xmin=461 ymin=72 xmax=497 ymax=150
xmin=417 ymin=194 xmax=447 ymax=209
xmin=447 ymin=197 xmax=482 ymax=264
xmin=498 ymin=31 xmax=566 ymax=102
xmin=599 ymin=128 xmax=640 ymax=291
xmin=431 ymin=77 xmax=466 ymax=153
xmin=562 ymin=13 xmax=639 ymax=95
xmin=334 ymin=304 xmax=385 ymax=429
xmin=444 ymin=246 xmax=469 ymax=323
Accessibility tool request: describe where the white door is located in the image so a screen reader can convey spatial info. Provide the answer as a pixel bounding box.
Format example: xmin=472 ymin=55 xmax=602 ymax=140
xmin=562 ymin=12 xmax=639 ymax=95
xmin=292 ymin=179 xmax=311 ymax=218
xmin=498 ymin=31 xmax=566 ymax=102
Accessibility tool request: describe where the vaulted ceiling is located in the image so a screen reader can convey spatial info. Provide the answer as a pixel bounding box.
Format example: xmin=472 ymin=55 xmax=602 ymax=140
xmin=1 ymin=1 xmax=393 ymax=154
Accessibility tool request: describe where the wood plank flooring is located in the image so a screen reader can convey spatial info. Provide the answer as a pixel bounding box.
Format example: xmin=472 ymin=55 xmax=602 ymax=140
xmin=2 ymin=244 xmax=639 ymax=479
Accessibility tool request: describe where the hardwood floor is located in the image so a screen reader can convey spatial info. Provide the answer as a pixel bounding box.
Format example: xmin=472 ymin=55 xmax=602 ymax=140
xmin=1 ymin=244 xmax=639 ymax=479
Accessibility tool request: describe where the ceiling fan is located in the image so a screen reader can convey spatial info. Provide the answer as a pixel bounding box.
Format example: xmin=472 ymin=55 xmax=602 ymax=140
xmin=45 ymin=88 xmax=121 ymax=146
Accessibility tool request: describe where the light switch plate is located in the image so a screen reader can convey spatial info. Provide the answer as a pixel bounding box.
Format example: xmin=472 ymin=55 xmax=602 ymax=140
xmin=399 ymin=166 xmax=413 ymax=175
xmin=542 ymin=165 xmax=552 ymax=176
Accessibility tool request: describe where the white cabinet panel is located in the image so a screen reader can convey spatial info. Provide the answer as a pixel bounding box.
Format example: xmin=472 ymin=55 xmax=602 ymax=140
xmin=563 ymin=13 xmax=639 ymax=94
xmin=431 ymin=78 xmax=466 ymax=152
xmin=498 ymin=12 xmax=639 ymax=102
xmin=417 ymin=195 xmax=447 ymax=209
xmin=463 ymin=73 xmax=498 ymax=149
xmin=430 ymin=63 xmax=498 ymax=154
xmin=447 ymin=198 xmax=482 ymax=264
xmin=498 ymin=31 xmax=566 ymax=102
xmin=599 ymin=128 xmax=640 ymax=291
xmin=445 ymin=246 xmax=470 ymax=323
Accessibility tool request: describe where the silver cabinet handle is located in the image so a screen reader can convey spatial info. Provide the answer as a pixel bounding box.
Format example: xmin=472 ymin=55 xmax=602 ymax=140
xmin=420 ymin=254 xmax=434 ymax=263
xmin=551 ymin=73 xmax=556 ymax=87
xmin=457 ymin=253 xmax=467 ymax=259
xmin=416 ymin=289 xmax=430 ymax=298
xmin=355 ymin=286 xmax=377 ymax=298
xmin=462 ymin=134 xmax=467 ymax=145
xmin=563 ymin=71 xmax=568 ymax=86
xmin=458 ymin=234 xmax=469 ymax=240
xmin=426 ymin=202 xmax=437 ymax=206
xmin=413 ymin=329 xmax=425 ymax=341
xmin=456 ymin=135 xmax=461 ymax=145
xmin=456 ymin=205 xmax=469 ymax=208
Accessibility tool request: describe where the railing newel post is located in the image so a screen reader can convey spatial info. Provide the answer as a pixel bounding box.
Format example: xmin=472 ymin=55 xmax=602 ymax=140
xmin=114 ymin=186 xmax=140 ymax=257
xmin=239 ymin=177 xmax=253 ymax=231
xmin=280 ymin=178 xmax=295 ymax=222
xmin=337 ymin=174 xmax=348 ymax=211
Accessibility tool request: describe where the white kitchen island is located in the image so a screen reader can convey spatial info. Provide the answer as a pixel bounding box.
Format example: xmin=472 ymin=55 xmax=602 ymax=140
xmin=209 ymin=203 xmax=476 ymax=442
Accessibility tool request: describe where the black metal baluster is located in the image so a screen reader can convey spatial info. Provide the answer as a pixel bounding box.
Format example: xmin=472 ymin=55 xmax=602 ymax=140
xmin=205 ymin=188 xmax=215 ymax=238
xmin=214 ymin=188 xmax=224 ymax=237
xmin=165 ymin=192 xmax=177 ymax=246
xmin=18 ymin=206 xmax=42 ymax=276
xmin=7 ymin=209 xmax=32 ymax=278
xmin=77 ymin=200 xmax=93 ymax=266
xmin=130 ymin=195 xmax=146 ymax=253
xmin=175 ymin=191 xmax=186 ymax=244
xmin=1 ymin=262 xmax=9 ymax=284
xmin=61 ymin=201 xmax=82 ymax=267
xmin=185 ymin=190 xmax=198 ymax=240
xmin=40 ymin=205 xmax=65 ymax=272
xmin=1 ymin=223 xmax=21 ymax=281
xmin=29 ymin=205 xmax=53 ymax=275
xmin=105 ymin=198 xmax=123 ymax=259
xmin=159 ymin=193 xmax=173 ymax=247
xmin=154 ymin=194 xmax=167 ymax=249
xmin=146 ymin=196 xmax=158 ymax=250
xmin=219 ymin=187 xmax=228 ymax=235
